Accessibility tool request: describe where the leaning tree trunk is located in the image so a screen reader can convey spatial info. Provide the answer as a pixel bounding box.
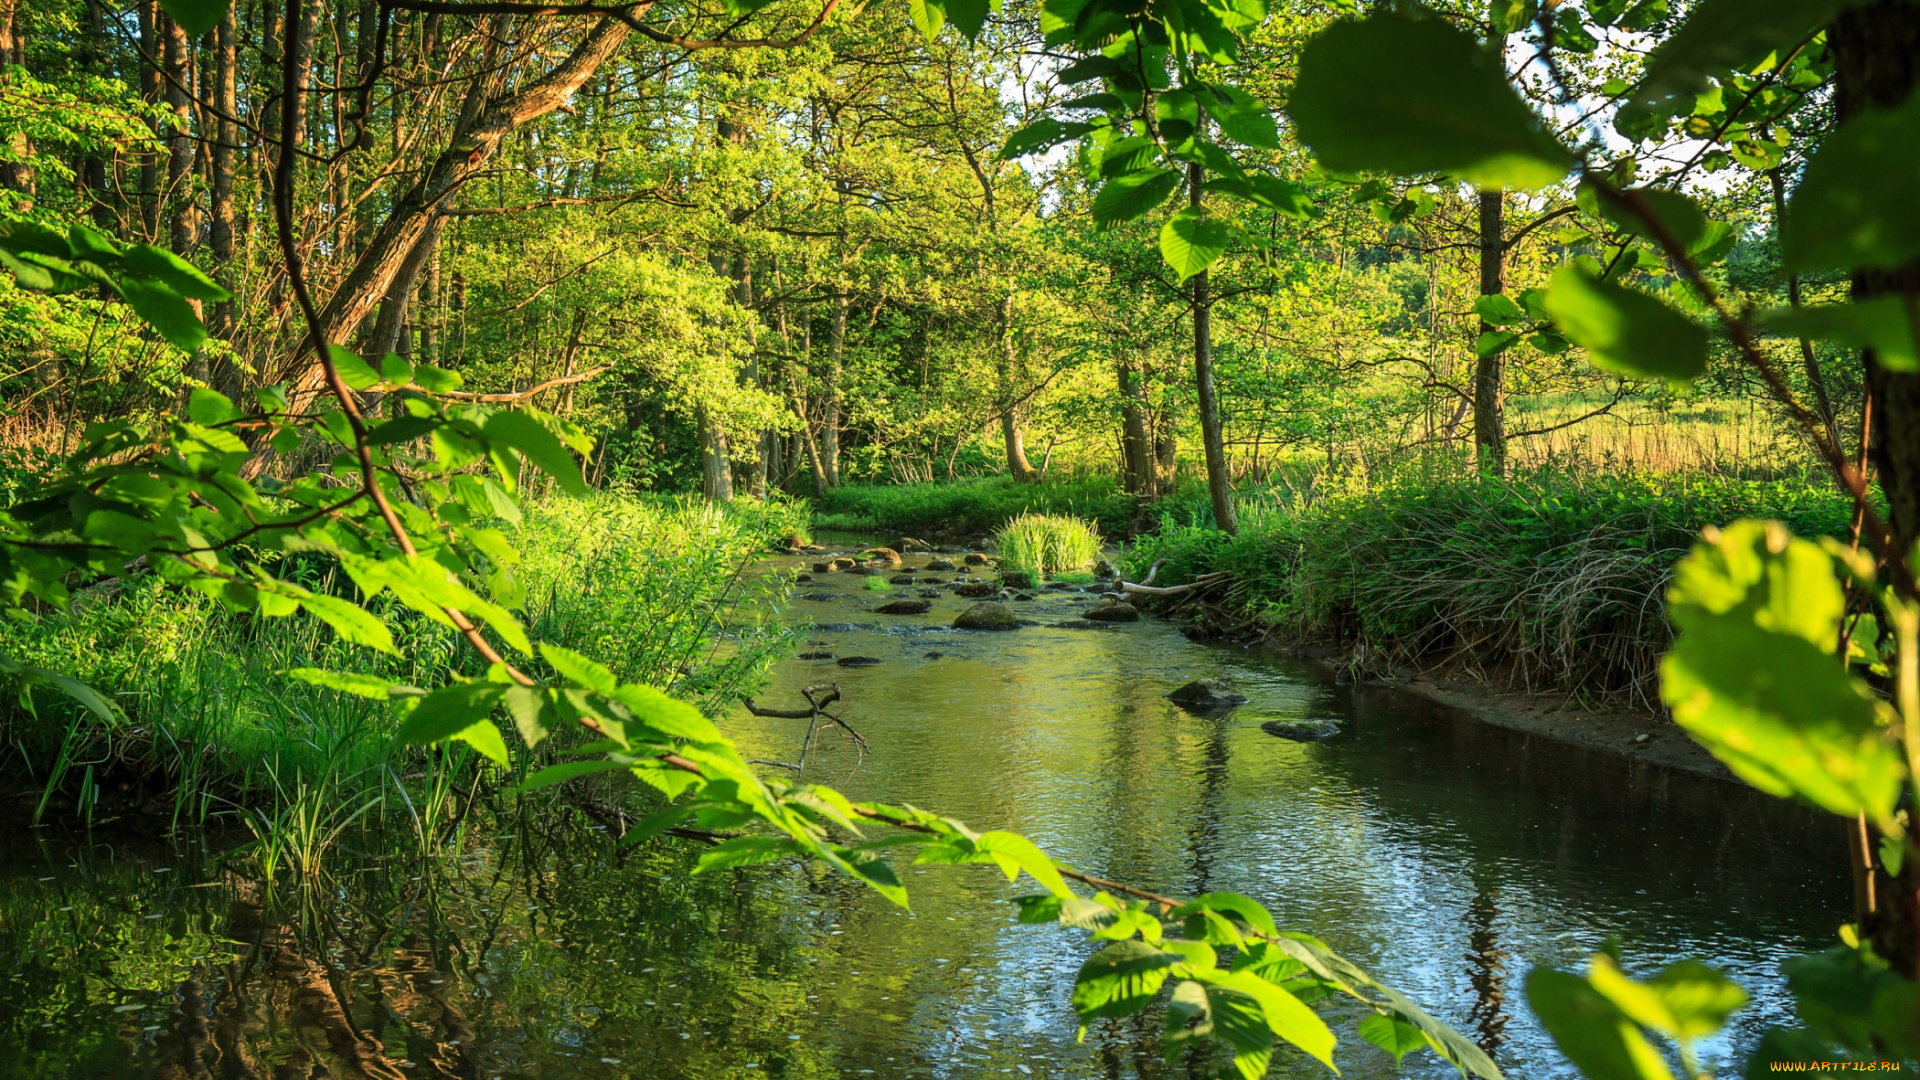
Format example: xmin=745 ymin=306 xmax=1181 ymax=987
xmin=278 ymin=16 xmax=633 ymax=405
xmin=1832 ymin=0 xmax=1920 ymax=979
xmin=1189 ymin=157 xmax=1237 ymax=535
xmin=1473 ymin=188 xmax=1507 ymax=473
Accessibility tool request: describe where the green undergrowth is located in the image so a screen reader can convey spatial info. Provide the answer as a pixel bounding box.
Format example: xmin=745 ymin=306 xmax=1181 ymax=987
xmin=0 ymin=492 xmax=796 ymax=831
xmin=1126 ymin=465 xmax=1858 ymax=707
xmin=995 ymin=513 xmax=1104 ymax=578
xmin=812 ymin=475 xmax=1139 ymax=536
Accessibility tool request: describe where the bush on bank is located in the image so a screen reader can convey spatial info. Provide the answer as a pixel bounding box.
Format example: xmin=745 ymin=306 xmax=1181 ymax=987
xmin=812 ymin=475 xmax=1140 ymax=537
xmin=1126 ymin=466 xmax=1858 ymax=707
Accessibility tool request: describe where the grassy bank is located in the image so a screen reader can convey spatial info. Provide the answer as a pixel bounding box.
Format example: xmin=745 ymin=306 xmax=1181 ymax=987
xmin=1127 ymin=466 xmax=1858 ymax=708
xmin=813 ymin=476 xmax=1140 ymax=537
xmin=0 ymin=493 xmax=798 ymax=831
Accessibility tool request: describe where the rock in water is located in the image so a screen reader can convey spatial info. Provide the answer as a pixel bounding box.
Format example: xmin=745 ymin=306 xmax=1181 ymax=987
xmin=925 ymin=558 xmax=957 ymax=571
xmin=862 ymin=547 xmax=903 ymax=567
xmin=795 ymin=573 xmax=813 ymax=582
xmin=1094 ymin=559 xmax=1116 ymax=578
xmin=837 ymin=656 xmax=884 ymax=667
xmin=830 ymin=558 xmax=856 ymax=571
xmin=1083 ymin=602 xmax=1141 ymax=622
xmin=797 ymin=651 xmax=835 ymax=660
xmin=917 ymin=589 xmax=942 ymax=599
xmin=1167 ymin=679 xmax=1249 ymax=709
xmin=1261 ymin=719 xmax=1341 ymax=742
xmin=953 ymin=601 xmax=1020 ymax=631
xmin=964 ymin=553 xmax=989 ymax=566
xmin=889 ymin=575 xmax=917 ymax=585
xmin=953 ymin=582 xmax=999 ymax=598
xmin=1011 ymin=593 xmax=1034 ymax=602
xmin=875 ymin=599 xmax=932 ymax=615
xmin=812 ymin=562 xmax=831 ymax=573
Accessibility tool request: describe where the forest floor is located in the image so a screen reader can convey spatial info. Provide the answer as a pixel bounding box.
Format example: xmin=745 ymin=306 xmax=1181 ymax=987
xmin=1283 ymin=644 xmax=1731 ymax=780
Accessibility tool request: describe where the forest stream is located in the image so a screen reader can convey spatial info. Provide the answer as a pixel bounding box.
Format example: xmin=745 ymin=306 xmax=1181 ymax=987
xmin=0 ymin=540 xmax=1852 ymax=1080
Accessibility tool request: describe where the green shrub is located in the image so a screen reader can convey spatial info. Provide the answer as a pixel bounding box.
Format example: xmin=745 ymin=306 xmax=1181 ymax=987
xmin=1126 ymin=465 xmax=1857 ymax=706
xmin=814 ymin=476 xmax=1138 ymax=536
xmin=995 ymin=513 xmax=1103 ymax=578
xmin=864 ymin=576 xmax=893 ymax=591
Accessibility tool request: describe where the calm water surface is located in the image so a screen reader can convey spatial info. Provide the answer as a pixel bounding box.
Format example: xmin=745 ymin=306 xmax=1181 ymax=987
xmin=0 ymin=541 xmax=1850 ymax=1079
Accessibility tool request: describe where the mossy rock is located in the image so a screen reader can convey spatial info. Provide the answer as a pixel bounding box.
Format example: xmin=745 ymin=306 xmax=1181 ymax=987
xmin=925 ymin=558 xmax=957 ymax=571
xmin=953 ymin=582 xmax=999 ymax=598
xmin=1083 ymin=602 xmax=1140 ymax=622
xmin=1167 ymin=679 xmax=1248 ymax=709
xmin=953 ymin=601 xmax=1020 ymax=631
xmin=1261 ymin=719 xmax=1341 ymax=742
xmin=876 ymin=599 xmax=932 ymax=615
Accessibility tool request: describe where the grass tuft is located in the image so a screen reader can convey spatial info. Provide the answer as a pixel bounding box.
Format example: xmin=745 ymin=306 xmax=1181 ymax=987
xmin=995 ymin=513 xmax=1103 ymax=578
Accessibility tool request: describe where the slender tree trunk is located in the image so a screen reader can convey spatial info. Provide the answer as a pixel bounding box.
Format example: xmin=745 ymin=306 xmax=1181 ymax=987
xmin=366 ymin=215 xmax=445 ymax=358
xmin=1769 ymin=167 xmax=1841 ymax=448
xmin=1119 ymin=357 xmax=1152 ymax=495
xmin=1189 ymin=158 xmax=1237 ymax=534
xmin=822 ymin=288 xmax=845 ymax=487
xmin=0 ymin=0 xmax=34 ymax=200
xmin=1832 ymin=0 xmax=1920 ymax=979
xmin=1473 ymin=188 xmax=1507 ymax=472
xmin=78 ymin=0 xmax=112 ymax=228
xmin=1155 ymin=392 xmax=1178 ymax=494
xmin=208 ymin=5 xmax=239 ymax=396
xmin=138 ymin=0 xmax=160 ymax=240
xmin=997 ymin=290 xmax=1039 ymax=482
xmin=699 ymin=405 xmax=734 ymax=502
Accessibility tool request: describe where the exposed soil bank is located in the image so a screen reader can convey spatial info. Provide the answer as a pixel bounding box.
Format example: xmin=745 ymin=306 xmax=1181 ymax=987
xmin=1279 ymin=644 xmax=1734 ymax=781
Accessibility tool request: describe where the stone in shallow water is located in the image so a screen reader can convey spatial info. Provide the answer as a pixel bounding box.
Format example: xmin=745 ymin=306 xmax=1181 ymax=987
xmin=964 ymin=553 xmax=989 ymax=566
xmin=953 ymin=582 xmax=999 ymax=598
xmin=953 ymin=601 xmax=1020 ymax=631
xmin=837 ymin=656 xmax=884 ymax=667
xmin=1166 ymin=679 xmax=1249 ymax=709
xmin=875 ymin=599 xmax=932 ymax=615
xmin=889 ymin=575 xmax=917 ymax=585
xmin=795 ymin=573 xmax=813 ymax=582
xmin=1011 ymin=593 xmax=1034 ymax=602
xmin=924 ymin=559 xmax=956 ymax=571
xmin=1261 ymin=719 xmax=1341 ymax=742
xmin=1082 ymin=602 xmax=1141 ymax=622
xmin=797 ymin=651 xmax=835 ymax=660
xmin=917 ymin=589 xmax=943 ymax=599
xmin=812 ymin=562 xmax=832 ymax=573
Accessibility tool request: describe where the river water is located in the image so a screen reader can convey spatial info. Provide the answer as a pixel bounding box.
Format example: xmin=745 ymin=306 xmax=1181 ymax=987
xmin=0 ymin=544 xmax=1850 ymax=1079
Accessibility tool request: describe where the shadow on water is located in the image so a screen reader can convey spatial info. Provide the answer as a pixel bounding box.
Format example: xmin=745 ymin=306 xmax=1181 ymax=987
xmin=0 ymin=544 xmax=1851 ymax=1079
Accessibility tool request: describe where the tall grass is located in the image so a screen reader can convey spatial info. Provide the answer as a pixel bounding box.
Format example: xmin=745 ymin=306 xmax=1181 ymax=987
xmin=995 ymin=513 xmax=1104 ymax=578
xmin=1127 ymin=463 xmax=1857 ymax=707
xmin=0 ymin=491 xmax=798 ymax=838
xmin=814 ymin=475 xmax=1139 ymax=536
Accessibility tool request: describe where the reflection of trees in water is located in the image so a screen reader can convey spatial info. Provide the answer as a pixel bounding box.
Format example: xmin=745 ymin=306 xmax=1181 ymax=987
xmin=1463 ymin=879 xmax=1509 ymax=1056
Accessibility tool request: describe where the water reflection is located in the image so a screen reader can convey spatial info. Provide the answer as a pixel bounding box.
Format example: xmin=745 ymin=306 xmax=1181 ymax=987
xmin=0 ymin=545 xmax=1852 ymax=1079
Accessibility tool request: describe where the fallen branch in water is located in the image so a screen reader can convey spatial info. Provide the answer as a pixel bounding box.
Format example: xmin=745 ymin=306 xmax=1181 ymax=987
xmin=1122 ymin=571 xmax=1229 ymax=597
xmin=742 ymin=683 xmax=868 ymax=771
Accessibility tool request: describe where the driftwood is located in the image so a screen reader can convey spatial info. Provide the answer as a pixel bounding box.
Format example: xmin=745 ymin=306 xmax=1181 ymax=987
xmin=1117 ymin=558 xmax=1231 ymax=597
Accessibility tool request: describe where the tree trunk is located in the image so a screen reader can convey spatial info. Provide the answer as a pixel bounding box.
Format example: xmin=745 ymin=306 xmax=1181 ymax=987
xmin=208 ymin=5 xmax=239 ymax=396
xmin=1769 ymin=168 xmax=1842 ymax=450
xmin=161 ymin=12 xmax=196 ymax=258
xmin=1119 ymin=357 xmax=1153 ymax=495
xmin=1189 ymin=158 xmax=1237 ymax=535
xmin=137 ymin=0 xmax=160 ymax=240
xmin=1473 ymin=188 xmax=1507 ymax=472
xmin=366 ymin=215 xmax=445 ymax=359
xmin=278 ymin=16 xmax=633 ymax=404
xmin=997 ymin=290 xmax=1038 ymax=483
xmin=698 ymin=405 xmax=734 ymax=502
xmin=0 ymin=0 xmax=34 ymax=200
xmin=822 ymin=288 xmax=845 ymax=487
xmin=1831 ymin=0 xmax=1920 ymax=980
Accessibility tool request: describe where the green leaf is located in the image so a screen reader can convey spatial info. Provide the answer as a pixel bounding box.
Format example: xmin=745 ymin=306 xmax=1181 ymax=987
xmin=1597 ymin=187 xmax=1710 ymax=251
xmin=1542 ymin=264 xmax=1706 ymax=384
xmin=1359 ymin=1012 xmax=1431 ymax=1065
xmin=1476 ymin=330 xmax=1522 ymax=358
xmin=1588 ymin=955 xmax=1746 ymax=1044
xmin=158 ymin=0 xmax=230 ymax=37
xmin=511 ymin=759 xmax=630 ymax=793
xmin=908 ymin=0 xmax=945 ymax=40
xmin=1760 ymin=298 xmax=1920 ymax=372
xmin=539 ymin=642 xmax=617 ymax=693
xmin=1169 ymin=892 xmax=1278 ymax=938
xmin=484 ymin=410 xmax=589 ymax=496
xmin=1289 ymin=13 xmax=1573 ymax=190
xmin=413 ymin=364 xmax=463 ymax=392
xmin=394 ymin=681 xmax=506 ymax=746
xmin=1633 ymin=0 xmax=1858 ymax=104
xmin=608 ymin=682 xmax=725 ymax=745
xmin=503 ymin=684 xmax=551 ymax=747
xmin=1199 ymin=83 xmax=1278 ymax=149
xmin=1092 ymin=169 xmax=1180 ymax=225
xmin=1159 ymin=206 xmax=1230 ymax=281
xmin=945 ymin=0 xmax=996 ymax=39
xmin=1072 ymin=940 xmax=1180 ymax=1019
xmin=696 ymin=836 xmax=800 ymax=871
xmin=285 ymin=668 xmax=412 ymax=699
xmin=1163 ymin=979 xmax=1273 ymax=1080
xmin=1783 ymin=94 xmax=1920 ymax=273
xmin=118 ymin=278 xmax=207 ymax=352
xmin=1002 ymin=118 xmax=1087 ymax=159
xmin=326 ymin=346 xmax=382 ymax=391
xmin=1474 ymin=293 xmax=1527 ymax=327
xmin=367 ymin=416 xmax=440 ymax=445
xmin=1662 ymin=520 xmax=1905 ymax=826
xmin=121 ymin=245 xmax=230 ymax=301
xmin=1527 ymin=968 xmax=1677 ymax=1080
xmin=452 ymin=719 xmax=509 ymax=766
xmin=297 ymin=593 xmax=398 ymax=655
xmin=186 ymin=388 xmax=238 ymax=425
